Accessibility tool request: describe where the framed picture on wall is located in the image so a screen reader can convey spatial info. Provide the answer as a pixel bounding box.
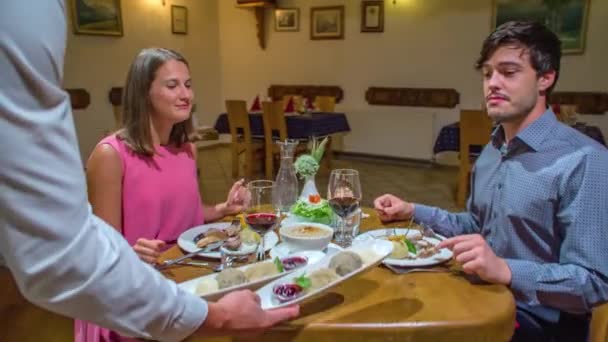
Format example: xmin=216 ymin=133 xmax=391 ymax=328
xmin=361 ymin=1 xmax=384 ymax=33
xmin=171 ymin=5 xmax=188 ymax=34
xmin=275 ymin=8 xmax=300 ymax=32
xmin=492 ymin=0 xmax=590 ymax=54
xmin=69 ymin=0 xmax=123 ymax=36
xmin=310 ymin=6 xmax=345 ymax=40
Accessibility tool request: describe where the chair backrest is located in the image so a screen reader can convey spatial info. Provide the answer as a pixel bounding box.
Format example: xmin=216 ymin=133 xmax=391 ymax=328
xmin=225 ymin=100 xmax=252 ymax=144
xmin=282 ymin=95 xmax=303 ymax=111
xmin=460 ymin=109 xmax=493 ymax=161
xmin=262 ymin=101 xmax=287 ymax=147
xmin=590 ymin=302 xmax=608 ymax=342
xmin=314 ymin=96 xmax=336 ymax=112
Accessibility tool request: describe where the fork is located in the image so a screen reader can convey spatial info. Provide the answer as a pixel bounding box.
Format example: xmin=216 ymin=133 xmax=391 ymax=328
xmin=421 ymin=223 xmax=445 ymax=241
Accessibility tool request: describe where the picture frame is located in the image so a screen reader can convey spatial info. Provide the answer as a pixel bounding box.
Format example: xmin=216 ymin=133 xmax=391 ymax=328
xmin=171 ymin=5 xmax=188 ymax=35
xmin=275 ymin=8 xmax=300 ymax=32
xmin=69 ymin=0 xmax=123 ymax=36
xmin=492 ymin=0 xmax=590 ymax=54
xmin=361 ymin=1 xmax=384 ymax=33
xmin=310 ymin=6 xmax=345 ymax=40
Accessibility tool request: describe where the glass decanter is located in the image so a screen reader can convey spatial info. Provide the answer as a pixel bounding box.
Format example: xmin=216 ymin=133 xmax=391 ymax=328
xmin=272 ymin=139 xmax=299 ymax=214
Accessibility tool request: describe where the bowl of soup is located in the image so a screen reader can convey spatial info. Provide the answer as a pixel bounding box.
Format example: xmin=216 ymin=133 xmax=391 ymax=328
xmin=279 ymin=223 xmax=333 ymax=252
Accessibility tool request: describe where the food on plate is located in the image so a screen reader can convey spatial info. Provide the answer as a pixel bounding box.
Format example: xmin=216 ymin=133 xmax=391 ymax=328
xmin=193 ymin=224 xmax=262 ymax=251
xmin=329 ymin=251 xmax=363 ymax=276
xmin=290 ymin=198 xmax=334 ymax=225
xmin=390 ymin=241 xmax=410 ymax=259
xmin=222 ymin=236 xmax=242 ymax=251
xmin=193 ymin=256 xmax=309 ymax=296
xmin=271 ymin=248 xmax=373 ymax=304
xmin=245 ymin=261 xmax=281 ymax=282
xmin=308 ymin=268 xmax=340 ymax=290
xmin=280 ymin=256 xmax=308 ymax=271
xmin=386 ymin=233 xmax=439 ymax=259
xmin=216 ymin=268 xmax=247 ymax=289
xmin=282 ymin=225 xmax=332 ymax=239
xmin=195 ymin=277 xmax=219 ymax=295
xmin=240 ymin=227 xmax=261 ymax=244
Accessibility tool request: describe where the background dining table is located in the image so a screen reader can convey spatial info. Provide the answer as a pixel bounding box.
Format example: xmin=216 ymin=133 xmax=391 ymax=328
xmin=433 ymin=121 xmax=607 ymax=155
xmin=213 ymin=112 xmax=351 ymax=139
xmin=161 ymin=208 xmax=516 ymax=342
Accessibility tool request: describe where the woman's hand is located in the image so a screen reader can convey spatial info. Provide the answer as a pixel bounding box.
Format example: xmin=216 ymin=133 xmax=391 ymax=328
xmin=219 ymin=179 xmax=250 ymax=216
xmin=133 ymin=238 xmax=166 ymax=264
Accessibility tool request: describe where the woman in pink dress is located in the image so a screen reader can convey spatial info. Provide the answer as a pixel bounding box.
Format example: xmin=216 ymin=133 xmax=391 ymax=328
xmin=75 ymin=48 xmax=247 ymax=341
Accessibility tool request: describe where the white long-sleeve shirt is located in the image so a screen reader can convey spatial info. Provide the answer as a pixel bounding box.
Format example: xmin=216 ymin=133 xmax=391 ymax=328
xmin=0 ymin=2 xmax=207 ymax=341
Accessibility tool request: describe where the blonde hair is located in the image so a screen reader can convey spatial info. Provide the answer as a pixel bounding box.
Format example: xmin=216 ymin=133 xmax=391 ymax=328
xmin=117 ymin=48 xmax=193 ymax=156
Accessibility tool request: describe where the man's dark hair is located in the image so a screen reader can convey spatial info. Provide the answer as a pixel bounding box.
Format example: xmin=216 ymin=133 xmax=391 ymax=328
xmin=475 ymin=21 xmax=562 ymax=97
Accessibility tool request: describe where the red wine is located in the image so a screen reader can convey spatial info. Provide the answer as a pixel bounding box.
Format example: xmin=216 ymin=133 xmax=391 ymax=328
xmin=245 ymin=213 xmax=278 ymax=235
xmin=329 ymin=197 xmax=360 ymax=218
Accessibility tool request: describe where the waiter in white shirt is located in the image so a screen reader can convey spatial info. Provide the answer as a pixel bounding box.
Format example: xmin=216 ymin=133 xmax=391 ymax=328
xmin=0 ymin=1 xmax=299 ymax=341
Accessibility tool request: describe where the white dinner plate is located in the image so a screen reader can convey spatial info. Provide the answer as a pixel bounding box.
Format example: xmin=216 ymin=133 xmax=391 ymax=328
xmin=256 ymin=239 xmax=393 ymax=310
xmin=352 ymin=228 xmax=453 ymax=267
xmin=177 ymin=222 xmax=279 ymax=259
xmin=178 ymin=250 xmax=325 ymax=302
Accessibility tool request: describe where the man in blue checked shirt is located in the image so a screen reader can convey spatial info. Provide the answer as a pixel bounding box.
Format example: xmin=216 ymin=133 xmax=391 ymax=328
xmin=374 ymin=21 xmax=608 ymax=342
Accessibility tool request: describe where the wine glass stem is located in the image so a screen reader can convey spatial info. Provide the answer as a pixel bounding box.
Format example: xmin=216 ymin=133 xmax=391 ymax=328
xmin=259 ymin=234 xmax=266 ymax=261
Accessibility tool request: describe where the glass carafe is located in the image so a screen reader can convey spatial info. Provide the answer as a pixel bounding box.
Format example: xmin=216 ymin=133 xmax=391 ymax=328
xmin=272 ymin=139 xmax=299 ymax=215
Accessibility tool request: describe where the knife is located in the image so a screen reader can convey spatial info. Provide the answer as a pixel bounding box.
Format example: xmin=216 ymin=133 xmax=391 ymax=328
xmin=157 ymin=240 xmax=224 ymax=270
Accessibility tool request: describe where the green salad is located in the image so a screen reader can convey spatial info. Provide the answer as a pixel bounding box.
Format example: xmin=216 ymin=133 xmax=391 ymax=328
xmin=290 ymin=198 xmax=334 ymax=225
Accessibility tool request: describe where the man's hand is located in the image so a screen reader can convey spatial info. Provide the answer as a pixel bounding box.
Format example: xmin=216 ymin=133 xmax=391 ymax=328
xmin=218 ymin=179 xmax=249 ymax=216
xmin=437 ymin=234 xmax=512 ymax=285
xmin=200 ymin=290 xmax=299 ymax=337
xmin=373 ymin=194 xmax=414 ymax=222
xmin=133 ymin=239 xmax=166 ymax=264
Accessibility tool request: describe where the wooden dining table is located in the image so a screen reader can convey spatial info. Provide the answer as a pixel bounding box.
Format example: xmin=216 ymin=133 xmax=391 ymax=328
xmin=162 ymin=208 xmax=516 ymax=342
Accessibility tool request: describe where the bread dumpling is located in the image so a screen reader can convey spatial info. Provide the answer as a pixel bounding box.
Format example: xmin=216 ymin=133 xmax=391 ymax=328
xmin=308 ymin=268 xmax=340 ymax=290
xmin=390 ymin=241 xmax=410 ymax=259
xmin=245 ymin=261 xmax=280 ymax=281
xmin=329 ymin=251 xmax=363 ymax=276
xmin=216 ymin=268 xmax=246 ymax=289
xmin=195 ymin=277 xmax=219 ymax=295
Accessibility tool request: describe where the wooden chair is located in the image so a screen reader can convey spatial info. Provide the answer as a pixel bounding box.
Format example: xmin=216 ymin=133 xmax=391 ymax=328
xmin=456 ymin=109 xmax=493 ymax=208
xmin=590 ymin=303 xmax=608 ymax=342
xmin=225 ymin=100 xmax=263 ymax=179
xmin=261 ymin=101 xmax=308 ymax=179
xmin=282 ymin=95 xmax=304 ymax=112
xmin=314 ymin=96 xmax=336 ymax=112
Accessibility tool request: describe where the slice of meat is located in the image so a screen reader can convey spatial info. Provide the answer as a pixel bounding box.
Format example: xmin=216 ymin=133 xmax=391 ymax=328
xmin=223 ymin=236 xmax=242 ymax=251
xmin=196 ymin=235 xmax=223 ymax=249
xmin=224 ymin=225 xmax=241 ymax=237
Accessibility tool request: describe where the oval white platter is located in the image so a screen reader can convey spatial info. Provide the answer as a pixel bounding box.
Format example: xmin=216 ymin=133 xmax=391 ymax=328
xmin=256 ymin=239 xmax=393 ymax=310
xmin=178 ymin=250 xmax=325 ymax=302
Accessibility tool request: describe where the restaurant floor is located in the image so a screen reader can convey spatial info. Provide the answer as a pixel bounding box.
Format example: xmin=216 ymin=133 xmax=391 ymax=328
xmin=197 ymin=144 xmax=461 ymax=212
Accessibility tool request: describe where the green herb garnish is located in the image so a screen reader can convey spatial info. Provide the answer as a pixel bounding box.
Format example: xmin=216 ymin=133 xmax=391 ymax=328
xmin=294 ymin=273 xmax=312 ymax=289
xmin=404 ymin=239 xmax=417 ymax=254
xmin=274 ymin=257 xmax=285 ymax=273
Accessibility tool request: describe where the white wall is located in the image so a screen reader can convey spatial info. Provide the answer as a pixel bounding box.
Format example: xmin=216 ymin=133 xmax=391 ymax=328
xmin=217 ymin=0 xmax=608 ymax=160
xmin=66 ymin=0 xmax=607 ymax=162
xmin=64 ymin=0 xmax=221 ymax=162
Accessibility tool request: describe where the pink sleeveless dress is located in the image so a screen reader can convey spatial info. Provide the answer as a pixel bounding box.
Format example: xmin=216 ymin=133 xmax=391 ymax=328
xmin=74 ymin=134 xmax=205 ymax=342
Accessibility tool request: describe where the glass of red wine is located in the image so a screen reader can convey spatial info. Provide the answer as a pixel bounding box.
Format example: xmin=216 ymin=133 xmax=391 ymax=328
xmin=245 ymin=180 xmax=277 ymax=261
xmin=327 ymin=169 xmax=362 ymax=247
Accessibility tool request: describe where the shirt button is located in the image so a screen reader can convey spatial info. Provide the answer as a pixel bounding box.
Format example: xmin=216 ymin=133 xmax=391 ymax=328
xmin=497 ymin=183 xmax=502 ymax=189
